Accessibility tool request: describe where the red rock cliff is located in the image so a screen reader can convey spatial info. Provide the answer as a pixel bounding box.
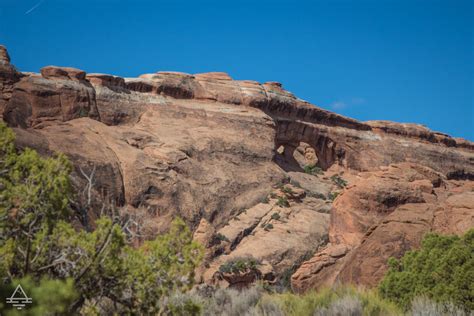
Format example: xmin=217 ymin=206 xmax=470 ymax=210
xmin=1 ymin=46 xmax=472 ymax=289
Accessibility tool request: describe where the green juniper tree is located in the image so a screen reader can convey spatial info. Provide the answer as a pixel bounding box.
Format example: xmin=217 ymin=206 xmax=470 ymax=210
xmin=379 ymin=229 xmax=474 ymax=311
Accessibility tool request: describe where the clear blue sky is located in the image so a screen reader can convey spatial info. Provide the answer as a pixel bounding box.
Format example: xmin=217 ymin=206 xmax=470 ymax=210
xmin=1 ymin=0 xmax=472 ymax=140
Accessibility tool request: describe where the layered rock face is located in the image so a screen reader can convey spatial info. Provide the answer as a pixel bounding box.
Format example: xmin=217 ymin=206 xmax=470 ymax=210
xmin=0 ymin=46 xmax=21 ymax=118
xmin=4 ymin=66 xmax=100 ymax=128
xmin=1 ymin=46 xmax=473 ymax=289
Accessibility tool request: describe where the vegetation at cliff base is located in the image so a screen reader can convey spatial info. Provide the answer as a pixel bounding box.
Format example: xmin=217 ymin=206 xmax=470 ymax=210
xmin=168 ymin=285 xmax=402 ymax=316
xmin=0 ymin=122 xmax=203 ymax=314
xmin=262 ymin=286 xmax=401 ymax=316
xmin=379 ymin=229 xmax=474 ymax=312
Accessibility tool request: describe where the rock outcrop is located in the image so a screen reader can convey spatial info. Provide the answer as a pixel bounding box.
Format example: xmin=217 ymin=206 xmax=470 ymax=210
xmin=4 ymin=65 xmax=99 ymax=128
xmin=291 ymin=164 xmax=474 ymax=291
xmin=201 ymin=183 xmax=331 ymax=288
xmin=0 ymin=45 xmax=22 ymax=119
xmin=1 ymin=45 xmax=473 ymax=289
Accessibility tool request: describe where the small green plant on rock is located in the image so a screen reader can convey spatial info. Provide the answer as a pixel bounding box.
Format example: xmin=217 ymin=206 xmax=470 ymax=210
xmin=271 ymin=212 xmax=281 ymax=221
xmin=328 ymin=191 xmax=339 ymax=201
xmin=303 ymin=164 xmax=323 ymax=175
xmin=331 ymin=174 xmax=348 ymax=188
xmin=281 ymin=186 xmax=294 ymax=195
xmin=215 ymin=233 xmax=230 ymax=243
xmin=276 ymin=196 xmax=290 ymax=208
xmin=290 ymin=179 xmax=302 ymax=188
xmin=219 ymin=256 xmax=260 ymax=274
xmin=307 ymin=192 xmax=327 ymax=200
xmin=264 ymin=223 xmax=274 ymax=231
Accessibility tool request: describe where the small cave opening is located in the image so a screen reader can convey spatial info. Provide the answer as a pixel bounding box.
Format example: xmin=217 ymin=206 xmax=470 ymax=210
xmin=273 ymin=143 xmax=305 ymax=172
xmin=273 ymin=134 xmax=344 ymax=173
xmin=273 ymin=141 xmax=337 ymax=173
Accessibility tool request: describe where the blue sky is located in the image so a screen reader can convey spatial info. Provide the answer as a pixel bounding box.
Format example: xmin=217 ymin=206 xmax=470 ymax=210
xmin=1 ymin=0 xmax=472 ymax=140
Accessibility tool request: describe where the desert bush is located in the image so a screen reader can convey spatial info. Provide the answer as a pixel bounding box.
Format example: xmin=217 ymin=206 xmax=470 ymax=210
xmin=276 ymin=196 xmax=290 ymax=208
xmin=289 ymin=179 xmax=302 ymax=188
xmin=379 ymin=229 xmax=474 ymax=311
xmin=253 ymin=296 xmax=285 ymax=316
xmin=219 ymin=256 xmax=260 ymax=274
xmin=166 ymin=291 xmax=202 ymax=316
xmin=215 ymin=232 xmax=230 ymax=243
xmin=281 ymin=186 xmax=294 ymax=195
xmin=264 ymin=223 xmax=274 ymax=231
xmin=271 ymin=212 xmax=281 ymax=221
xmin=122 ymin=218 xmax=204 ymax=314
xmin=306 ymin=192 xmax=327 ymax=200
xmin=260 ymin=286 xmax=401 ymax=316
xmin=303 ymin=165 xmax=323 ymax=175
xmin=194 ymin=286 xmax=263 ymax=316
xmin=313 ymin=294 xmax=362 ymax=316
xmin=410 ymin=296 xmax=469 ymax=316
xmin=328 ymin=192 xmax=339 ymax=201
xmin=182 ymin=285 xmax=407 ymax=316
xmin=330 ymin=175 xmax=347 ymax=188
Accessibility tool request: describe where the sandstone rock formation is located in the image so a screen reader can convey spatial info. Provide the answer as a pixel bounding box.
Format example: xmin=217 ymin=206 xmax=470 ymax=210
xmin=0 ymin=45 xmax=21 ymax=119
xmin=4 ymin=70 xmax=99 ymax=128
xmin=201 ymin=183 xmax=331 ymax=288
xmin=291 ymin=164 xmax=474 ymax=291
xmin=1 ymin=45 xmax=473 ymax=290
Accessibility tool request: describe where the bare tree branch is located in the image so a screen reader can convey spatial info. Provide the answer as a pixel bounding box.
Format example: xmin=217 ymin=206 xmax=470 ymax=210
xmin=79 ymin=165 xmax=96 ymax=207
